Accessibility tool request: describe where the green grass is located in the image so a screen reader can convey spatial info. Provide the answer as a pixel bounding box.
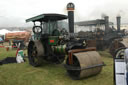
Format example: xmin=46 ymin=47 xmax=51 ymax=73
xmin=0 ymin=48 xmax=113 ymax=85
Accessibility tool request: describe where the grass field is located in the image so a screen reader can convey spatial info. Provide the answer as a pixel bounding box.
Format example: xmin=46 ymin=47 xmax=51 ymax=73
xmin=0 ymin=48 xmax=114 ymax=85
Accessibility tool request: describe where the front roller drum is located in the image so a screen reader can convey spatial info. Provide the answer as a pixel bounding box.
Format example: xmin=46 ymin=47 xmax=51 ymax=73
xmin=28 ymin=40 xmax=44 ymax=67
xmin=65 ymin=51 xmax=103 ymax=79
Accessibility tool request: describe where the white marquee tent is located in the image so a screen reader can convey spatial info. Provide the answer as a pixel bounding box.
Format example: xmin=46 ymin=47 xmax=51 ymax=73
xmin=0 ymin=29 xmax=25 ymax=35
xmin=0 ymin=29 xmax=11 ymax=35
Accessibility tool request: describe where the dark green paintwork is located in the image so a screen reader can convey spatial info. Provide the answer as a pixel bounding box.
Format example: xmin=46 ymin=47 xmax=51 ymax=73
xmin=26 ymin=13 xmax=68 ymax=22
xmin=26 ymin=14 xmax=44 ymax=22
xmin=48 ymin=36 xmax=58 ymax=45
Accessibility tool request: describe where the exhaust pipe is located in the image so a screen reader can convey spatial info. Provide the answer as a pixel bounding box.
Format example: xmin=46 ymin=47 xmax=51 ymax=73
xmin=117 ymin=16 xmax=121 ymax=32
xmin=104 ymin=16 xmax=109 ymax=33
xmin=67 ymin=2 xmax=75 ymax=33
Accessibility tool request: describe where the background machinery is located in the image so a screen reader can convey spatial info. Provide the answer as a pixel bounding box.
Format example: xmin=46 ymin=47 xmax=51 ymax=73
xmin=5 ymin=31 xmax=31 ymax=49
xmin=75 ymin=16 xmax=125 ymax=51
xmin=26 ymin=3 xmax=104 ymax=79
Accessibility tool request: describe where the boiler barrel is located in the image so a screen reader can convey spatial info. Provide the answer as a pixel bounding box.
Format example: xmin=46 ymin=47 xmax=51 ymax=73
xmin=65 ymin=51 xmax=103 ymax=79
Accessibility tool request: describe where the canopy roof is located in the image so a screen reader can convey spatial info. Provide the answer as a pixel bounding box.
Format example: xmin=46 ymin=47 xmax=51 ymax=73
xmin=26 ymin=13 xmax=68 ymax=22
xmin=75 ymin=19 xmax=113 ymax=26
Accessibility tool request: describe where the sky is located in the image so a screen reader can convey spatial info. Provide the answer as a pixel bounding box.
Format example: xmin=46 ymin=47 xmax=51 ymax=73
xmin=0 ymin=0 xmax=128 ymax=27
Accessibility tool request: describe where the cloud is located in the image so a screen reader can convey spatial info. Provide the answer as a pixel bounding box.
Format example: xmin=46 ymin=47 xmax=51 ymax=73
xmin=0 ymin=0 xmax=128 ymax=27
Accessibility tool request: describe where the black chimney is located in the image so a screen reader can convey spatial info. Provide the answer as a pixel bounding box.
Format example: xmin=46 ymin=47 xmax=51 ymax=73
xmin=117 ymin=16 xmax=121 ymax=32
xmin=104 ymin=16 xmax=109 ymax=33
xmin=67 ymin=2 xmax=75 ymax=33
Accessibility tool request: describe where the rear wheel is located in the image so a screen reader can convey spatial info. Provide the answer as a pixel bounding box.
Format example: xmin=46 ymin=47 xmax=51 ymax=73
xmin=114 ymin=47 xmax=126 ymax=58
xmin=28 ymin=40 xmax=44 ymax=67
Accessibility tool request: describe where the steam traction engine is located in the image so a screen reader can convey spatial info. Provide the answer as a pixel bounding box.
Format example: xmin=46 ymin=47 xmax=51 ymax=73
xmin=26 ymin=3 xmax=104 ymax=79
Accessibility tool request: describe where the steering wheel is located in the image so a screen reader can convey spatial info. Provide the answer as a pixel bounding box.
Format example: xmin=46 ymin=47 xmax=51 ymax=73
xmin=32 ymin=26 xmax=42 ymax=34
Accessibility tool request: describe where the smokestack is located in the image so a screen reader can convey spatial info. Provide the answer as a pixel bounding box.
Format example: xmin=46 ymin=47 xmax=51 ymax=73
xmin=67 ymin=2 xmax=75 ymax=33
xmin=117 ymin=16 xmax=121 ymax=32
xmin=104 ymin=16 xmax=109 ymax=33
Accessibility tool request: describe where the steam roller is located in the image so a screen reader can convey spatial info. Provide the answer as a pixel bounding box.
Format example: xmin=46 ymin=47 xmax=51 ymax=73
xmin=28 ymin=39 xmax=103 ymax=79
xmin=26 ymin=2 xmax=104 ymax=79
